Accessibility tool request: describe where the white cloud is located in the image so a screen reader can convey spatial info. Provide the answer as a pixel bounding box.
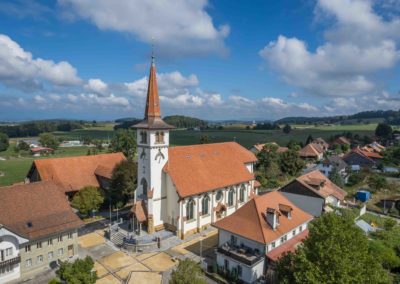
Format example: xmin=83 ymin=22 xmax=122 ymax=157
xmin=85 ymin=78 xmax=107 ymax=94
xmin=0 ymin=34 xmax=81 ymax=90
xmin=59 ymin=0 xmax=229 ymax=57
xmin=34 ymin=95 xmax=46 ymax=103
xmin=260 ymin=0 xmax=400 ymax=98
xmin=229 ymin=95 xmax=256 ymax=107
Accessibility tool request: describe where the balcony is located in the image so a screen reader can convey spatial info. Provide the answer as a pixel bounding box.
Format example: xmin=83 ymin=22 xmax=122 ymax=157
xmin=0 ymin=255 xmax=21 ymax=268
xmin=217 ymin=242 xmax=263 ymax=266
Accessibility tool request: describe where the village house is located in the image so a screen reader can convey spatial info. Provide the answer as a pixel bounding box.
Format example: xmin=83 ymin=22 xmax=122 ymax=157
xmin=332 ymin=136 xmax=351 ymax=147
xmin=279 ymin=170 xmax=347 ymax=217
xmin=130 ymin=56 xmax=259 ymax=239
xmin=343 ymin=147 xmax=383 ymax=170
xmin=0 ymin=181 xmax=82 ymax=283
xmin=26 ymin=152 xmax=125 ymax=197
xmin=213 ymin=191 xmax=313 ymax=284
xmin=30 ymin=147 xmax=54 ymax=157
xmin=316 ymin=155 xmax=348 ymax=177
xmin=299 ymin=143 xmax=324 ymax=161
xmin=312 ymin=137 xmax=329 ymax=151
xmin=250 ymin=142 xmax=288 ymax=154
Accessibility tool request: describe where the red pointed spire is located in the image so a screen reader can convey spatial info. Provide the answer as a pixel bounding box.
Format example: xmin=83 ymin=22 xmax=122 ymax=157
xmin=144 ymin=54 xmax=161 ymax=118
xmin=132 ymin=53 xmax=174 ymax=130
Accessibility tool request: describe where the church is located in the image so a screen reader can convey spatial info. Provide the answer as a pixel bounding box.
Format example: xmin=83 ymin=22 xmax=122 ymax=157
xmin=131 ymin=55 xmax=260 ymax=239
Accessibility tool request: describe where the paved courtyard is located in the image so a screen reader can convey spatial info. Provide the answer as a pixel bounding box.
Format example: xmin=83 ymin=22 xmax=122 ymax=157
xmin=76 ymin=228 xmax=218 ymax=284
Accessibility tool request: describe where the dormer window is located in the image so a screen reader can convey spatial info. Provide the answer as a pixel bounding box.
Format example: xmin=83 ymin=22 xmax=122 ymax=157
xmin=140 ymin=131 xmax=147 ymax=144
xmin=279 ymin=204 xmax=293 ymax=219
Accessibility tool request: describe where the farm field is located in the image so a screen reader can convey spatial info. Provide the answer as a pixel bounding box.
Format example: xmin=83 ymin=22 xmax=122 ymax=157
xmin=170 ymin=127 xmax=376 ymax=148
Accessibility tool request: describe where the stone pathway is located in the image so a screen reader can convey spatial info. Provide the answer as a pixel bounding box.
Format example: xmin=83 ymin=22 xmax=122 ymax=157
xmin=77 ymin=227 xmax=218 ymax=284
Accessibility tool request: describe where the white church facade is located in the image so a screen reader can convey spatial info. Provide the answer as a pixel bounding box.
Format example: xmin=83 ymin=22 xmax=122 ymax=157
xmin=131 ymin=56 xmax=260 ymax=239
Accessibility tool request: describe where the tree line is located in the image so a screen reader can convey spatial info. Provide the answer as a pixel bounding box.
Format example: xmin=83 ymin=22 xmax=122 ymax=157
xmin=0 ymin=120 xmax=85 ymax=138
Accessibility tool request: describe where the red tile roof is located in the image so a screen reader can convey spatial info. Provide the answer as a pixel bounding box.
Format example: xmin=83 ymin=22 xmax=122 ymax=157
xmin=0 ymin=181 xmax=83 ymax=240
xmin=253 ymin=142 xmax=288 ymax=153
xmin=299 ymin=144 xmax=323 ymax=158
xmin=344 ymin=147 xmax=383 ymax=160
xmin=266 ymin=229 xmax=309 ymax=261
xmin=31 ymin=153 xmax=126 ymax=192
xmin=296 ymin=170 xmax=347 ymax=201
xmin=334 ymin=136 xmax=351 ymax=145
xmin=213 ymin=191 xmax=313 ymax=244
xmin=164 ymin=142 xmax=257 ymax=198
xmin=131 ymin=200 xmax=148 ymax=223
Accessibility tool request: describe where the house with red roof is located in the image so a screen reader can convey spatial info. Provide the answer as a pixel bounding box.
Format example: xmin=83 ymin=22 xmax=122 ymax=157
xmin=343 ymin=147 xmax=383 ymax=169
xmin=130 ymin=57 xmax=259 ymax=239
xmin=213 ymin=191 xmax=313 ymax=283
xmin=279 ymin=170 xmax=347 ymax=217
xmin=0 ymin=181 xmax=82 ymax=282
xmin=299 ymin=143 xmax=324 ymax=161
xmin=26 ymin=152 xmax=126 ymax=196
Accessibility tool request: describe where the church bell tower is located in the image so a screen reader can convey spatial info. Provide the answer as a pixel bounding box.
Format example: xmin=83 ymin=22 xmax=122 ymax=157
xmin=132 ymin=53 xmax=174 ymax=234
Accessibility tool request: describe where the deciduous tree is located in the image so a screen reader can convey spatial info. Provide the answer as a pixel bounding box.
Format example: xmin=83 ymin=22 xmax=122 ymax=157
xmin=107 ymin=159 xmax=137 ymax=206
xmin=367 ymin=174 xmax=388 ymax=193
xmin=0 ymin=132 xmax=9 ymax=152
xmin=39 ymin=132 xmax=59 ymax=149
xmin=71 ymin=186 xmax=104 ymax=215
xmin=283 ymin=124 xmax=292 ymax=134
xmin=375 ymin=123 xmax=393 ymax=140
xmin=109 ymin=129 xmax=136 ymax=159
xmin=56 ymin=256 xmax=97 ymax=284
xmin=279 ymin=150 xmax=304 ymax=177
xmin=276 ymin=213 xmax=390 ymax=284
xmin=169 ymin=259 xmax=206 ymax=284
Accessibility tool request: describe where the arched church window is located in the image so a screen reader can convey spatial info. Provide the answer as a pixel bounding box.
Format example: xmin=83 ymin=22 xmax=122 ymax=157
xmin=140 ymin=131 xmax=147 ymax=144
xmin=239 ymin=184 xmax=245 ymax=202
xmin=186 ymin=199 xmax=195 ymax=220
xmin=202 ymin=195 xmax=210 ymax=215
xmin=216 ymin=190 xmax=223 ymax=201
xmin=228 ymin=188 xmax=234 ymax=206
xmin=141 ymin=178 xmax=148 ymax=197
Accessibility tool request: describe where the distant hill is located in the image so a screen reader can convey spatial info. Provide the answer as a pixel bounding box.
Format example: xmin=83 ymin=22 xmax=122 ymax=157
xmin=114 ymin=118 xmax=141 ymax=130
xmin=163 ymin=115 xmax=207 ymax=128
xmin=0 ymin=119 xmax=86 ymax=138
xmin=276 ymin=110 xmax=400 ymax=125
xmin=113 ymin=115 xmax=207 ymax=129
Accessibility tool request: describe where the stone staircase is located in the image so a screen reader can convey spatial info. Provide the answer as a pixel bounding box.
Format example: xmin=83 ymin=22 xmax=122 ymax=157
xmin=110 ymin=231 xmax=125 ymax=247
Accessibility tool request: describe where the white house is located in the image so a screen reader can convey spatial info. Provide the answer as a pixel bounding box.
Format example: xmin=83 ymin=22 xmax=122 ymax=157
xmin=213 ymin=191 xmax=313 ymax=283
xmin=131 ymin=56 xmax=259 ymax=239
xmin=0 ymin=182 xmax=82 ymax=283
xmin=0 ymin=227 xmax=27 ymax=283
xmin=316 ymin=155 xmax=347 ymax=177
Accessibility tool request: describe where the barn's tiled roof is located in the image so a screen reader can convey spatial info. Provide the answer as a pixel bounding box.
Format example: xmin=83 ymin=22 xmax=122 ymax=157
xmin=0 ymin=181 xmax=82 ymax=240
xmin=31 ymin=153 xmax=125 ymax=192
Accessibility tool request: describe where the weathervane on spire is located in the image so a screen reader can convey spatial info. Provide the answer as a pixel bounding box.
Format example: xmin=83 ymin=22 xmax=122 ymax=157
xmin=151 ymin=37 xmax=155 ymax=66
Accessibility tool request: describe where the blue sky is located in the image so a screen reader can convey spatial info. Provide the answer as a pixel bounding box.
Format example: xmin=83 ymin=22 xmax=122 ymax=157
xmin=0 ymin=0 xmax=399 ymax=121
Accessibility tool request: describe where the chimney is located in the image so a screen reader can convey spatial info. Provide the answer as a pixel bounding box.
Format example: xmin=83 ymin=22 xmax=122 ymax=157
xmin=266 ymin=208 xmax=279 ymax=230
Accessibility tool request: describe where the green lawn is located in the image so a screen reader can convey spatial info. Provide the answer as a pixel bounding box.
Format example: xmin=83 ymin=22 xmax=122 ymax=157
xmin=0 ymin=159 xmax=32 ymax=186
